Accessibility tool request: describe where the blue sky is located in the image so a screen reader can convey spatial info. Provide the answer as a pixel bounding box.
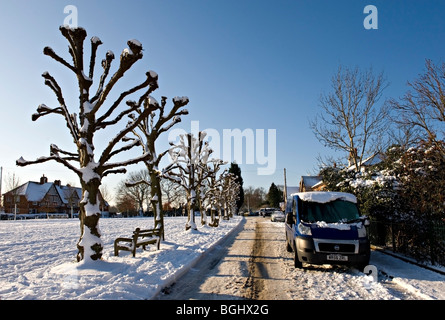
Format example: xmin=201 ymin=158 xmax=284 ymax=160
xmin=1 ymin=0 xmax=445 ymax=202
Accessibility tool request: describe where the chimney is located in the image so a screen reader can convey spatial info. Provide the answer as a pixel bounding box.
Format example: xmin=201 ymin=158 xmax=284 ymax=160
xmin=40 ymin=175 xmax=48 ymax=184
xmin=54 ymin=180 xmax=61 ymax=186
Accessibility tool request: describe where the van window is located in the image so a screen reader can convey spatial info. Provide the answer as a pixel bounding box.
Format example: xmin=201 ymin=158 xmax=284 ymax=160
xmin=290 ymin=199 xmax=296 ymax=224
xmin=300 ymin=199 xmax=360 ymax=223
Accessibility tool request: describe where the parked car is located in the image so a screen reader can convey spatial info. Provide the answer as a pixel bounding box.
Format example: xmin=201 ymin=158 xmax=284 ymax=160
xmin=248 ymin=210 xmax=259 ymax=216
xmin=284 ymin=191 xmax=370 ymax=270
xmin=259 ymin=207 xmax=277 ymax=217
xmin=271 ymin=210 xmax=285 ymax=222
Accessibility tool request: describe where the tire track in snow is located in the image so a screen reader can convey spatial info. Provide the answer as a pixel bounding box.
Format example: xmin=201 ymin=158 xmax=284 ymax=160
xmin=244 ymin=219 xmax=291 ymax=300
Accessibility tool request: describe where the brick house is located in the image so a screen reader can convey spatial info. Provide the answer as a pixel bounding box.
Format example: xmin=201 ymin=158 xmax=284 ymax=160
xmin=2 ymin=175 xmax=108 ymax=216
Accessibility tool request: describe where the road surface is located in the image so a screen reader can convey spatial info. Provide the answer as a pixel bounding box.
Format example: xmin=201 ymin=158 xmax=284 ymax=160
xmin=157 ymin=216 xmax=417 ymax=300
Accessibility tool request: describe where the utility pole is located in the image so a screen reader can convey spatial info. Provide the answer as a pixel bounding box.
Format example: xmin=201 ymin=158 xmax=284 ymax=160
xmin=283 ymin=168 xmax=288 ymax=205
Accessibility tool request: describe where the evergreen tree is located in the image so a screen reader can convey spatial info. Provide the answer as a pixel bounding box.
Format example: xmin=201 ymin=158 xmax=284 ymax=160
xmin=267 ymin=183 xmax=282 ymax=208
xmin=228 ymin=162 xmax=244 ymax=213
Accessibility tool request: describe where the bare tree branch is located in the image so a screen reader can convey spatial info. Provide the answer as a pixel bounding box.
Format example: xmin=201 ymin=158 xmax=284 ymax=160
xmin=92 ymin=40 xmax=145 ymax=113
xmin=389 ymin=59 xmax=445 ymax=156
xmin=43 ymin=46 xmax=76 ymax=73
xmin=310 ymin=66 xmax=389 ymax=171
xmin=96 ymin=71 xmax=159 ymax=128
xmin=89 ymin=36 xmax=103 ymax=80
xmin=16 ymin=155 xmax=81 ymax=177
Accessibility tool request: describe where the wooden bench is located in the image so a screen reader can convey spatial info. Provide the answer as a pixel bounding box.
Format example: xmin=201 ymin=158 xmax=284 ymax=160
xmin=114 ymin=228 xmax=161 ymax=257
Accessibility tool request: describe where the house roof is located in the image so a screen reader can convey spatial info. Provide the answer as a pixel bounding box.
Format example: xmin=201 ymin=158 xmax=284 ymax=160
xmin=3 ymin=177 xmax=110 ymax=207
xmin=5 ymin=181 xmax=81 ymax=203
xmin=300 ymin=176 xmax=323 ymax=188
xmin=346 ymin=153 xmax=384 ymax=172
xmin=15 ymin=182 xmax=53 ymax=202
xmin=55 ymin=185 xmax=82 ymax=204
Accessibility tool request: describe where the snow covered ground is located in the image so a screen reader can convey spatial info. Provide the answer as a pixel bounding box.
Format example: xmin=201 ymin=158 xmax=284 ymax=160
xmin=370 ymin=250 xmax=445 ymax=300
xmin=0 ymin=216 xmax=242 ymax=300
xmin=0 ymin=216 xmax=444 ymax=300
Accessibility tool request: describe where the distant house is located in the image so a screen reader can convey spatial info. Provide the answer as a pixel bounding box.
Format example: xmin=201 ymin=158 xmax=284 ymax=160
xmin=2 ymin=175 xmax=108 ymax=216
xmin=299 ymin=176 xmax=324 ymax=192
xmin=345 ymin=152 xmax=384 ymax=172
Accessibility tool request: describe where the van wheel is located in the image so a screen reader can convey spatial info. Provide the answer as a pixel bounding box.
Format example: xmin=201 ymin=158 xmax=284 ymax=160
xmin=294 ymin=242 xmax=302 ymax=268
xmin=286 ymin=234 xmax=292 ymax=252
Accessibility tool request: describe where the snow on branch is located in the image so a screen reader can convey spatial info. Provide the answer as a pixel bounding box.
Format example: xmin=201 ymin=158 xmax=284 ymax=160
xmin=95 ymin=71 xmax=159 ymax=127
xmin=107 ymin=138 xmax=141 ymax=160
xmin=50 ymin=144 xmax=79 ymax=161
xmin=32 ymin=104 xmax=63 ymax=121
xmin=88 ymin=36 xmax=103 ymax=80
xmin=92 ymin=39 xmax=145 ymax=113
xmin=98 ymin=102 xmax=160 ymax=168
xmin=101 ymin=151 xmax=152 ymax=175
xmin=91 ymin=50 xmax=115 ymax=104
xmin=16 ymin=155 xmax=81 ymax=177
xmin=43 ymin=46 xmax=76 ymax=73
xmin=125 ymin=178 xmax=150 ymax=188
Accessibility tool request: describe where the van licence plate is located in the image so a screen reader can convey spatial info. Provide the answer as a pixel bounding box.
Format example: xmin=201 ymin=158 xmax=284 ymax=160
xmin=327 ymin=254 xmax=348 ymax=261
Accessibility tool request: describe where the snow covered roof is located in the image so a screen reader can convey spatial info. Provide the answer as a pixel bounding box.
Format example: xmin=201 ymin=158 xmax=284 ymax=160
xmin=291 ymin=191 xmax=357 ymax=204
xmin=5 ymin=180 xmax=81 ymax=203
xmin=14 ymin=182 xmax=53 ymax=202
xmin=55 ymin=185 xmax=82 ymax=204
xmin=346 ymin=153 xmax=384 ymax=172
xmin=300 ymin=176 xmax=323 ymax=188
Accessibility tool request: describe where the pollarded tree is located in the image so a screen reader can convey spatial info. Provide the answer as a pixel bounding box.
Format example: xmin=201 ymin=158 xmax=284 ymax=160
xmin=16 ymin=26 xmax=161 ymax=262
xmin=201 ymin=159 xmax=227 ymax=227
xmin=162 ymin=132 xmax=213 ymax=230
xmin=197 ymin=158 xmax=227 ymax=226
xmin=220 ymin=172 xmax=241 ymax=220
xmin=126 ymin=95 xmax=189 ymax=238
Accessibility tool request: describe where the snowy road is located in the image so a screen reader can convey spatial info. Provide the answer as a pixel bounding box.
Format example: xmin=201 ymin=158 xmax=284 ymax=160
xmin=157 ymin=217 xmax=420 ymax=300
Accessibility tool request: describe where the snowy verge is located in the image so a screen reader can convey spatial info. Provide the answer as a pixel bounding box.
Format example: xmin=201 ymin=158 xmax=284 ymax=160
xmin=370 ymin=250 xmax=445 ymax=300
xmin=0 ymin=216 xmax=242 ymax=300
xmin=150 ymin=217 xmax=245 ymax=299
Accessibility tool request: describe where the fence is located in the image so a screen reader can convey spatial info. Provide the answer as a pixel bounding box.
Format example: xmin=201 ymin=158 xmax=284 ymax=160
xmin=368 ymin=220 xmax=445 ymax=266
xmin=0 ymin=213 xmax=70 ymax=220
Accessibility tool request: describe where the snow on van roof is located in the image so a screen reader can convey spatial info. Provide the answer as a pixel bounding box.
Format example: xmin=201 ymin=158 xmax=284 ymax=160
xmin=291 ymin=191 xmax=357 ymax=204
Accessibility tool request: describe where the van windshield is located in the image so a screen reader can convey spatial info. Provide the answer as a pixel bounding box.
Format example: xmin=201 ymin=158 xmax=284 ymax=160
xmin=300 ymin=199 xmax=360 ymax=223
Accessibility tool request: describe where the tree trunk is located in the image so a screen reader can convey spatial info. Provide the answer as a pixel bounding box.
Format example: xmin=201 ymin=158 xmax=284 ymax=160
xmin=198 ymin=190 xmax=207 ymax=226
xmin=186 ymin=189 xmax=197 ymax=231
xmin=76 ymin=178 xmax=103 ymax=262
xmin=150 ymin=170 xmax=164 ymax=240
